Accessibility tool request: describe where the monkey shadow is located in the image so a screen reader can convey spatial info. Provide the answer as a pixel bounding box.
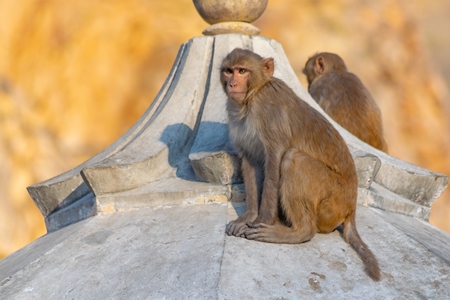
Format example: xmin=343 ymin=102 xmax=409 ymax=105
xmin=159 ymin=121 xmax=236 ymax=182
xmin=159 ymin=123 xmax=196 ymax=181
xmin=229 ymin=201 xmax=247 ymax=218
xmin=335 ymin=224 xmax=345 ymax=238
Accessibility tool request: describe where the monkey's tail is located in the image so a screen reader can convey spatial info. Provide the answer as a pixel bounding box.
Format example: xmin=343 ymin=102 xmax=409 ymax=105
xmin=343 ymin=214 xmax=381 ymax=281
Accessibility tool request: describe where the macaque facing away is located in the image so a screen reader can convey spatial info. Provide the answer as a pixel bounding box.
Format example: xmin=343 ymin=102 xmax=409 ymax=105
xmin=303 ymin=52 xmax=388 ymax=152
xmin=221 ymin=48 xmax=380 ymax=281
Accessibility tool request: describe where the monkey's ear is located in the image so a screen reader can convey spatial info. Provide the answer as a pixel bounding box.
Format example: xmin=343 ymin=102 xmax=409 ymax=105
xmin=315 ymin=57 xmax=325 ymax=74
xmin=263 ymin=58 xmax=275 ymax=78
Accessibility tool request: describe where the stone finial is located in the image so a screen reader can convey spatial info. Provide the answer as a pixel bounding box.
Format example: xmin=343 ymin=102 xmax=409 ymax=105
xmin=193 ymin=0 xmax=268 ymax=36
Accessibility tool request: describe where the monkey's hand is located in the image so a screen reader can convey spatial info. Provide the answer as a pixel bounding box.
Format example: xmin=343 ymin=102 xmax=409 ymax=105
xmin=226 ymin=213 xmax=257 ymax=237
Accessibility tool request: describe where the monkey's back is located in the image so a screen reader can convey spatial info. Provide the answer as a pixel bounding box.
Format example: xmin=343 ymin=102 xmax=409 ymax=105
xmin=310 ymin=72 xmax=388 ymax=152
xmin=250 ymin=77 xmax=358 ymax=184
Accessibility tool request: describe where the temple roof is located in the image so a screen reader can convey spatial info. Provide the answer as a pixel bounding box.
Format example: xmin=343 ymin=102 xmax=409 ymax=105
xmin=1 ymin=202 xmax=449 ymax=298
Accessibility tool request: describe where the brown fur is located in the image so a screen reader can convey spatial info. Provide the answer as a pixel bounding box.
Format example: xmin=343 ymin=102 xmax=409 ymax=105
xmin=221 ymin=48 xmax=381 ymax=281
xmin=303 ymin=52 xmax=388 ymax=152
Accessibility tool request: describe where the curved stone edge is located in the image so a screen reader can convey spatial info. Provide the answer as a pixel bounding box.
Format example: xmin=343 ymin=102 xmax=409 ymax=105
xmin=203 ymin=22 xmax=260 ymax=36
xmin=26 ymin=174 xmax=89 ymax=217
xmin=26 ymin=41 xmax=189 ymax=217
xmin=188 ymin=34 xmax=251 ymax=184
xmin=45 ymin=192 xmax=96 ymax=232
xmin=375 ymin=161 xmax=448 ymax=207
xmin=358 ymin=183 xmax=431 ymax=220
xmin=193 ymin=0 xmax=268 ymax=25
xmin=94 ymin=177 xmax=230 ymax=214
xmin=348 ymin=140 xmax=449 ymax=208
xmin=80 ymin=36 xmax=215 ymax=195
xmin=27 ymin=36 xmax=218 ymax=232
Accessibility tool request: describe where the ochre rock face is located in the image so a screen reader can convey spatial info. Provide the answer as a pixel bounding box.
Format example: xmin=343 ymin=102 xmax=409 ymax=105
xmin=1 ymin=0 xmax=449 ymax=259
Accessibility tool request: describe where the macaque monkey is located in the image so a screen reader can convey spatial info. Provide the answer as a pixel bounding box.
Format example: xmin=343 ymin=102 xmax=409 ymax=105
xmin=221 ymin=48 xmax=380 ymax=281
xmin=303 ymin=52 xmax=388 ymax=152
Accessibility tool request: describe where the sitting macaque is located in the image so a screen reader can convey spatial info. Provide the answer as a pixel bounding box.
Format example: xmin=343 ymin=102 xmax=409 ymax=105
xmin=303 ymin=52 xmax=388 ymax=152
xmin=221 ymin=48 xmax=380 ymax=281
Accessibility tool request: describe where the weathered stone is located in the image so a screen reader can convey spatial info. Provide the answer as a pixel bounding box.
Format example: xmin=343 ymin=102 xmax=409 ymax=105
xmin=95 ymin=177 xmax=230 ymax=214
xmin=357 ymin=183 xmax=431 ymax=220
xmin=81 ymin=37 xmax=215 ymax=195
xmin=1 ymin=203 xmax=449 ymax=299
xmin=219 ymin=203 xmax=450 ymax=299
xmin=351 ymin=149 xmax=381 ymax=188
xmin=27 ymin=174 xmax=90 ymax=217
xmin=0 ymin=205 xmax=229 ymax=299
xmin=374 ymin=161 xmax=448 ymax=207
xmin=45 ymin=192 xmax=96 ymax=232
xmin=24 ymin=39 xmax=206 ymax=219
xmin=202 ymin=22 xmax=261 ymax=36
xmin=190 ymin=151 xmax=240 ymax=184
xmin=193 ymin=0 xmax=268 ymax=24
xmin=186 ymin=42 xmax=241 ymax=183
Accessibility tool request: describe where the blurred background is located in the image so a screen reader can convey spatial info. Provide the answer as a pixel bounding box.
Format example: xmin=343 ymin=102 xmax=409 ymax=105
xmin=1 ymin=0 xmax=449 ymax=259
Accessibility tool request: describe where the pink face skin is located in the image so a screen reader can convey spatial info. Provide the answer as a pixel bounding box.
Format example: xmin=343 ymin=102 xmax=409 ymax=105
xmin=222 ymin=66 xmax=250 ymax=103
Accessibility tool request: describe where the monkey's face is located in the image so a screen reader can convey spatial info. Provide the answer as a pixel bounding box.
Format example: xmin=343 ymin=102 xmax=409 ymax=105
xmin=221 ymin=66 xmax=250 ymax=103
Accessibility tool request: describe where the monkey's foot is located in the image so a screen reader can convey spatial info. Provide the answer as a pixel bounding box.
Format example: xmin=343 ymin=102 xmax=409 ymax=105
xmin=226 ymin=220 xmax=249 ymax=237
xmin=226 ymin=212 xmax=257 ymax=237
xmin=245 ymin=223 xmax=315 ymax=244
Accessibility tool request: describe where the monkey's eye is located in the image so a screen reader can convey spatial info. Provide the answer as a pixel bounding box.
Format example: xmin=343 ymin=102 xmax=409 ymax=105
xmin=224 ymin=68 xmax=233 ymax=74
xmin=239 ymin=68 xmax=247 ymax=74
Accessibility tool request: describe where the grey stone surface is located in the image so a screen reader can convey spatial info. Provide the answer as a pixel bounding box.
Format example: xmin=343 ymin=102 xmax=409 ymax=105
xmin=45 ymin=191 xmax=96 ymax=232
xmin=202 ymin=22 xmax=261 ymax=36
xmin=359 ymin=183 xmax=431 ymax=220
xmin=0 ymin=204 xmax=228 ymax=299
xmin=95 ymin=177 xmax=230 ymax=213
xmin=1 ymin=203 xmax=449 ymax=299
xmin=220 ymin=203 xmax=450 ymax=299
xmin=26 ymin=172 xmax=90 ymax=217
xmin=374 ymin=161 xmax=446 ymax=207
xmin=351 ymin=149 xmax=381 ymax=188
xmin=190 ymin=151 xmax=241 ymax=184
xmin=188 ymin=34 xmax=245 ymax=184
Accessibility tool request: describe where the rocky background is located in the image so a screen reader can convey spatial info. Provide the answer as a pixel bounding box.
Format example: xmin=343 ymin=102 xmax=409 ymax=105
xmin=1 ymin=0 xmax=449 ymax=259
